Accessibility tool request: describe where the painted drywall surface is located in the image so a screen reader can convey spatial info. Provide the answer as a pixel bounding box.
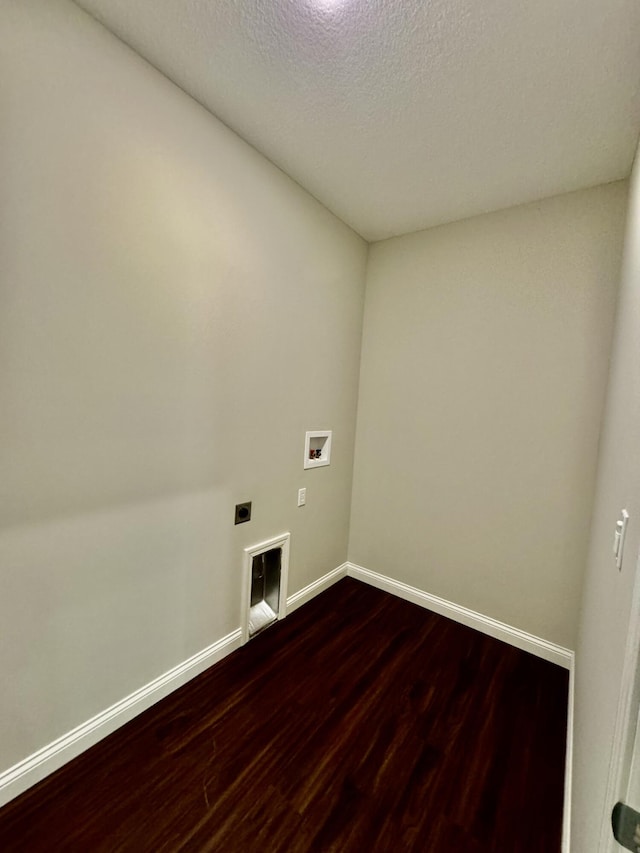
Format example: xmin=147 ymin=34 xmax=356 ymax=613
xmin=0 ymin=0 xmax=366 ymax=771
xmin=571 ymin=148 xmax=640 ymax=851
xmin=349 ymin=184 xmax=627 ymax=649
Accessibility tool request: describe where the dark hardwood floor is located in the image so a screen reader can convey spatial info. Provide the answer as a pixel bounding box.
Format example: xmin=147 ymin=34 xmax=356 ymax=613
xmin=0 ymin=578 xmax=568 ymax=852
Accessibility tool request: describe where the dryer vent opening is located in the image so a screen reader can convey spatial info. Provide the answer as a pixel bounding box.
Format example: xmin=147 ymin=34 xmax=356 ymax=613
xmin=242 ymin=533 xmax=290 ymax=643
xmin=249 ymin=548 xmax=281 ymax=636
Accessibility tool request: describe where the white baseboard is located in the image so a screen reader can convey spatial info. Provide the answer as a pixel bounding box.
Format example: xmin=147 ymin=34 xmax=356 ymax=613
xmin=0 ymin=628 xmax=243 ymax=808
xmin=346 ymin=562 xmax=575 ymax=851
xmin=0 ymin=559 xmax=574 ymax=819
xmin=562 ymin=658 xmax=575 ymax=853
xmin=346 ymin=563 xmax=573 ymax=669
xmin=286 ymin=562 xmax=348 ymax=614
xmin=0 ymin=563 xmax=349 ymax=808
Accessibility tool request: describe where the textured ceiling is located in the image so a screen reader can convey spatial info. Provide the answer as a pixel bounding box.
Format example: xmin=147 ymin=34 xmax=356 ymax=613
xmin=74 ymin=0 xmax=640 ymax=241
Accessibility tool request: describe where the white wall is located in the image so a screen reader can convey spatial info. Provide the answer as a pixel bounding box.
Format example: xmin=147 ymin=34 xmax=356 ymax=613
xmin=571 ymin=148 xmax=640 ymax=851
xmin=0 ymin=0 xmax=366 ymax=773
xmin=349 ymin=184 xmax=627 ymax=649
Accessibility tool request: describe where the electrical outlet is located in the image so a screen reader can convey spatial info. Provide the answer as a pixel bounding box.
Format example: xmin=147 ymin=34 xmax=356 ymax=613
xmin=297 ymin=488 xmax=306 ymax=507
xmin=234 ymin=502 xmax=252 ymax=525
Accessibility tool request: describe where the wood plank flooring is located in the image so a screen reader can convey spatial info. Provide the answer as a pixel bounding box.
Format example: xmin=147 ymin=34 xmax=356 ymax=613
xmin=0 ymin=578 xmax=568 ymax=852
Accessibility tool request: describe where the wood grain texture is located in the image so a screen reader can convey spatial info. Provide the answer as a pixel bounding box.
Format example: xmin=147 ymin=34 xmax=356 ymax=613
xmin=0 ymin=578 xmax=568 ymax=852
